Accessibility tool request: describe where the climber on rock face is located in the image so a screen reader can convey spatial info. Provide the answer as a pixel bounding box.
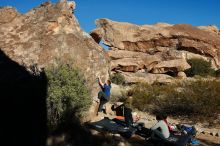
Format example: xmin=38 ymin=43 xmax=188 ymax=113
xmin=97 ymin=76 xmax=111 ymax=115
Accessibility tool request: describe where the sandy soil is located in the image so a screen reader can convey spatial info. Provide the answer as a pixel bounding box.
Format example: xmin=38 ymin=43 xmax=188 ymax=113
xmin=197 ymin=134 xmax=220 ymax=146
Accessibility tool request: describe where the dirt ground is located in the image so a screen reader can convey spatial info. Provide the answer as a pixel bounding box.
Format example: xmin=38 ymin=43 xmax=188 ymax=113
xmin=127 ymin=134 xmax=220 ymax=146
xmin=197 ymin=134 xmax=220 ymax=146
xmin=91 ymin=111 xmax=220 ymax=146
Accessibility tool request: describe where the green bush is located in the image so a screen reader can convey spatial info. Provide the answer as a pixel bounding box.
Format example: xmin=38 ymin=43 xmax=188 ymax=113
xmin=185 ymin=58 xmax=214 ymax=77
xmin=110 ymin=73 xmax=125 ymax=85
xmin=129 ymin=80 xmax=220 ymax=121
xmin=46 ymin=64 xmax=91 ymax=129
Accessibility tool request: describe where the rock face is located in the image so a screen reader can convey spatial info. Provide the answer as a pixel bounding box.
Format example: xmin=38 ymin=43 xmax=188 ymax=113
xmin=0 ymin=2 xmax=109 ymax=97
xmin=121 ymin=72 xmax=172 ymax=84
xmin=91 ymin=18 xmax=220 ymax=83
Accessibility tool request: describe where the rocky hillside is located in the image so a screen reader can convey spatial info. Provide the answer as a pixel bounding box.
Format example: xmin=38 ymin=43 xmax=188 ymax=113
xmin=0 ymin=1 xmax=109 ymax=97
xmin=91 ymin=19 xmax=220 ymax=83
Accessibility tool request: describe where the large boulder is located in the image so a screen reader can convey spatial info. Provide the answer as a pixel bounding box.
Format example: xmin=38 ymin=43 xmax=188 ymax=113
xmin=0 ymin=2 xmax=109 ymax=98
xmin=92 ymin=19 xmax=220 ymax=61
xmin=91 ymin=18 xmax=220 ymax=83
xmin=109 ymin=50 xmax=163 ymax=72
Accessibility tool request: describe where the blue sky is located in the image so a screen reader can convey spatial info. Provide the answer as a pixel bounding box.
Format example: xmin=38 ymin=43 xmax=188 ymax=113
xmin=0 ymin=0 xmax=219 ymax=32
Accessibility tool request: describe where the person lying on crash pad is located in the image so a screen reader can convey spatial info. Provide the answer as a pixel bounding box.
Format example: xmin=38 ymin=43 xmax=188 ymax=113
xmin=151 ymin=113 xmax=170 ymax=141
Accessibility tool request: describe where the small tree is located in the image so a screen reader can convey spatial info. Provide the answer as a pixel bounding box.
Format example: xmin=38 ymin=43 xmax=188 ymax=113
xmin=185 ymin=58 xmax=214 ymax=77
xmin=46 ymin=64 xmax=91 ymax=129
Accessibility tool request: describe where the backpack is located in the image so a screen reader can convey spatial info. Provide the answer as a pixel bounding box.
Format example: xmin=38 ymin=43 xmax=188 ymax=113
xmin=177 ymin=124 xmax=197 ymax=136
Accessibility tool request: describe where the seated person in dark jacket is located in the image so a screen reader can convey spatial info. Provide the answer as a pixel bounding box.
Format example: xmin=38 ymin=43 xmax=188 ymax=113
xmin=97 ymin=76 xmax=111 ymax=115
xmin=111 ymin=97 xmax=134 ymax=127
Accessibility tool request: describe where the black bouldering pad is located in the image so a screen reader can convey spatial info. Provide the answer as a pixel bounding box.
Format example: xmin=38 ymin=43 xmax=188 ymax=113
xmin=151 ymin=133 xmax=191 ymax=146
xmin=166 ymin=134 xmax=191 ymax=146
xmin=88 ymin=117 xmax=136 ymax=138
xmin=135 ymin=127 xmax=191 ymax=146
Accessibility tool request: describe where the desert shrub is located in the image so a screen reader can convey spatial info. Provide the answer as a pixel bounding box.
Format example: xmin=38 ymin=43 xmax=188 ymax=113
xmin=46 ymin=64 xmax=91 ymax=129
xmin=110 ymin=73 xmax=125 ymax=85
xmin=129 ymin=80 xmax=220 ymax=120
xmin=185 ymin=58 xmax=214 ymax=77
xmin=129 ymin=82 xmax=175 ymax=112
xmin=110 ymin=89 xmax=128 ymax=103
xmin=161 ymin=80 xmax=220 ymax=117
xmin=129 ymin=83 xmax=157 ymax=111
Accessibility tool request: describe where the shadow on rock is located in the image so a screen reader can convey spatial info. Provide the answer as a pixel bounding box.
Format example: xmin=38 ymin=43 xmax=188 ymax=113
xmin=0 ymin=49 xmax=48 ymax=146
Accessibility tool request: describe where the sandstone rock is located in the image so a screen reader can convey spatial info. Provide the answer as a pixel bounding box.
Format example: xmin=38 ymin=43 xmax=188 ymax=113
xmin=0 ymin=7 xmax=20 ymax=24
xmin=196 ymin=128 xmax=203 ymax=134
xmin=177 ymin=72 xmax=187 ymax=79
xmin=111 ymin=58 xmax=140 ymax=72
xmin=121 ymin=72 xmax=172 ymax=84
xmin=91 ymin=19 xmax=220 ymax=73
xmin=178 ymin=38 xmax=216 ymax=58
xmin=109 ymin=50 xmax=163 ymax=72
xmin=153 ymin=23 xmax=173 ymax=28
xmin=0 ymin=1 xmax=109 ymax=98
xmin=151 ymin=59 xmax=191 ymax=74
xmin=202 ymin=130 xmax=210 ymax=135
xmin=210 ymin=132 xmax=216 ymax=136
xmin=216 ymin=131 xmax=220 ymax=137
xmin=108 ymin=50 xmax=149 ymax=59
xmin=67 ymin=1 xmax=76 ymax=10
xmin=198 ymin=25 xmax=219 ymax=34
xmin=104 ymin=103 xmax=114 ymax=116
